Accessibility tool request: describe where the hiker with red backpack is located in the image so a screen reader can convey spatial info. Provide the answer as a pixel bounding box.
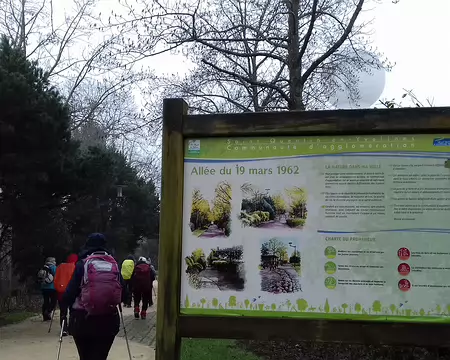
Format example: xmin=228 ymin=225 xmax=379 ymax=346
xmin=132 ymin=256 xmax=156 ymax=320
xmin=54 ymin=253 xmax=78 ymax=335
xmin=62 ymin=233 xmax=128 ymax=360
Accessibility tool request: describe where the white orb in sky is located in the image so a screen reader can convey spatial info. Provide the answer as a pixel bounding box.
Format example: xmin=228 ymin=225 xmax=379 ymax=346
xmin=330 ymin=50 xmax=386 ymax=109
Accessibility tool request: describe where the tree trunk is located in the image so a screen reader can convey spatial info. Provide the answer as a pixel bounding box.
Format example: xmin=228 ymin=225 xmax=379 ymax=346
xmin=19 ymin=0 xmax=27 ymax=55
xmin=287 ymin=0 xmax=304 ymax=110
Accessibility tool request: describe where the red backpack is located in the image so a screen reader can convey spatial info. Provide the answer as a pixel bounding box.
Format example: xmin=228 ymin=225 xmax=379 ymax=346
xmin=73 ymin=252 xmax=122 ymax=315
xmin=54 ymin=263 xmax=76 ymax=294
xmin=133 ymin=263 xmax=153 ymax=291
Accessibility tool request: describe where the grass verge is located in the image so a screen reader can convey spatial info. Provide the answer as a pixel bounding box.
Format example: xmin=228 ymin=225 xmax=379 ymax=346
xmin=181 ymin=338 xmax=261 ymax=360
xmin=0 ymin=311 xmax=36 ymax=327
xmin=192 ymin=229 xmax=205 ymax=237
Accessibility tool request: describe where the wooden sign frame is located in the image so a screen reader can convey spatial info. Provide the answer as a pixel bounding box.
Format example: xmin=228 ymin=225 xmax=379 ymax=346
xmin=156 ymin=98 xmax=450 ymax=360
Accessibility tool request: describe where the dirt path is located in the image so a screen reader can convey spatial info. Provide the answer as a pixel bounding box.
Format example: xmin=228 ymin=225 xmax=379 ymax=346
xmin=200 ymin=224 xmax=225 ymax=238
xmin=258 ymin=220 xmax=290 ymax=229
xmin=0 ymin=309 xmax=155 ymax=360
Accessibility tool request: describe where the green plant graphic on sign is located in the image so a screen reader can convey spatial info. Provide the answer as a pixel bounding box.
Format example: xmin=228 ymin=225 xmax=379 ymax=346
xmin=324 ymin=299 xmax=330 ymax=313
xmin=324 ymin=246 xmax=336 ymax=259
xmin=212 ymin=298 xmax=219 ymax=308
xmin=372 ymin=300 xmax=382 ymax=314
xmin=324 ymin=277 xmax=337 ymax=289
xmin=297 ymin=299 xmax=308 ymax=312
xmin=181 ymin=294 xmax=449 ymax=321
xmin=244 ymin=299 xmax=250 ymax=309
xmin=389 ymin=304 xmax=396 ymax=315
xmin=324 ymin=261 xmax=337 ymax=274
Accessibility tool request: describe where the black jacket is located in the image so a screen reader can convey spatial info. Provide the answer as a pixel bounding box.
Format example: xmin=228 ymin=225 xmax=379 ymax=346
xmin=62 ymin=245 xmax=127 ymax=337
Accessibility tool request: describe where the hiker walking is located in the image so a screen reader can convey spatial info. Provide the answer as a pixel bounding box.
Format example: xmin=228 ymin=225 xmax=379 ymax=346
xmin=37 ymin=257 xmax=57 ymax=321
xmin=120 ymin=255 xmax=135 ymax=308
xmin=54 ymin=253 xmax=78 ymax=335
xmin=132 ymin=256 xmax=156 ymax=320
xmin=62 ymin=233 xmax=127 ymax=360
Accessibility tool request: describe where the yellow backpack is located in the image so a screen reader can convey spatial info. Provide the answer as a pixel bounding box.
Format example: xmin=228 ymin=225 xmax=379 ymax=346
xmin=121 ymin=259 xmax=134 ymax=280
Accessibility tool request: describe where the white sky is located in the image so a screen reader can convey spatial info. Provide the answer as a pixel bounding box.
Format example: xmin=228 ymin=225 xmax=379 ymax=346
xmin=368 ymin=0 xmax=450 ymax=106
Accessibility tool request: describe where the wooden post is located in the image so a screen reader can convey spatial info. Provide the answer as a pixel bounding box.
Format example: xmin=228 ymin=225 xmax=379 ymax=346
xmin=156 ymin=98 xmax=187 ymax=360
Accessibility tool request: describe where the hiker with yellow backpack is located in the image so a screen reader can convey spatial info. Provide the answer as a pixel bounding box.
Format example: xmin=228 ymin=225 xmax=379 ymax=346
xmin=121 ymin=255 xmax=135 ymax=307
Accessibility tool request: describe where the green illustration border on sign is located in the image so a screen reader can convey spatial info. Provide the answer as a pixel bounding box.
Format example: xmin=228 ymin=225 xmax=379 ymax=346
xmin=181 ymin=296 xmax=450 ymax=323
xmin=185 ymin=134 xmax=450 ymax=160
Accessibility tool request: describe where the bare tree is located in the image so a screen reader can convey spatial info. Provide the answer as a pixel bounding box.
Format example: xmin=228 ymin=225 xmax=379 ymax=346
xmin=379 ymin=89 xmax=435 ymax=109
xmin=118 ymin=0 xmax=389 ymax=112
xmin=0 ymin=0 xmax=151 ymax=126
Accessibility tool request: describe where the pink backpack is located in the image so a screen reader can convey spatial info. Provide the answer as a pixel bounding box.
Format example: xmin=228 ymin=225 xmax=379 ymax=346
xmin=73 ymin=252 xmax=122 ymax=315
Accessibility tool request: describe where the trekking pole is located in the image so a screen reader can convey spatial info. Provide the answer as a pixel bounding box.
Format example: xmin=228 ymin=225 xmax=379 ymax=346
xmin=118 ymin=304 xmax=133 ymax=360
xmin=48 ymin=307 xmax=56 ymax=333
xmin=56 ymin=318 xmax=65 ymax=360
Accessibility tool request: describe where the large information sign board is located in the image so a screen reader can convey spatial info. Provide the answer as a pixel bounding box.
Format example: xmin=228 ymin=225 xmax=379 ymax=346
xmin=181 ymin=134 xmax=450 ymax=322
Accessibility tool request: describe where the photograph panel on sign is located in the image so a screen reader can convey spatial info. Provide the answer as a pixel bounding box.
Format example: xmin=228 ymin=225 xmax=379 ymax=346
xmin=239 ymin=183 xmax=308 ymax=230
xmin=259 ymin=236 xmax=302 ymax=294
xmin=189 ymin=180 xmax=232 ymax=238
xmin=185 ymin=245 xmax=246 ymax=291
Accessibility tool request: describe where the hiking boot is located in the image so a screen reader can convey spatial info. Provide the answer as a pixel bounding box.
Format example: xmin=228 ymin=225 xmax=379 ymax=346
xmin=134 ymin=307 xmax=140 ymax=319
xmin=140 ymin=311 xmax=147 ymax=320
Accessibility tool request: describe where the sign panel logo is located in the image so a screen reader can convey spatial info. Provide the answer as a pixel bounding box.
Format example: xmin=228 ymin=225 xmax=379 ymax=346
xmin=188 ymin=140 xmax=201 ymax=155
xmin=433 ymin=138 xmax=450 ymax=146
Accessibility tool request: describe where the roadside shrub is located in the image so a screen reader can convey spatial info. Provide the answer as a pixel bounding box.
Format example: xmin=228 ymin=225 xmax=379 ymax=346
xmin=286 ymin=218 xmax=305 ymax=228
xmin=213 ymin=260 xmax=239 ymax=274
xmin=254 ymin=210 xmax=270 ymax=222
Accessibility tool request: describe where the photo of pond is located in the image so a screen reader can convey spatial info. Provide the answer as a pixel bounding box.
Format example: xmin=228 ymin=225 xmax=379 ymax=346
xmin=185 ymin=246 xmax=245 ymax=291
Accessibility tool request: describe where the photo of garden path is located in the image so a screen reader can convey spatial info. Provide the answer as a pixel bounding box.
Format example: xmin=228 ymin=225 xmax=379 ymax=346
xmin=239 ymin=183 xmax=307 ymax=230
xmin=185 ymin=246 xmax=245 ymax=291
xmin=260 ymin=238 xmax=302 ymax=294
xmin=189 ymin=181 xmax=232 ymax=238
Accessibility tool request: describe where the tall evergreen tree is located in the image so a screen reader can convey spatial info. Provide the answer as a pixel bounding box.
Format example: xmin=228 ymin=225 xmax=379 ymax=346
xmin=0 ymin=35 xmax=77 ymax=278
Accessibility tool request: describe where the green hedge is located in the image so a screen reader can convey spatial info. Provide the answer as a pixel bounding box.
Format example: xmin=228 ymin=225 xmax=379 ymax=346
xmin=239 ymin=211 xmax=270 ymax=227
xmin=286 ymin=218 xmax=305 ymax=228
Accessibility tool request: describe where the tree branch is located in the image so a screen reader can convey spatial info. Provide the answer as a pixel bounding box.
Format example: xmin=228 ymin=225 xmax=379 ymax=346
xmin=301 ymin=0 xmax=365 ymax=84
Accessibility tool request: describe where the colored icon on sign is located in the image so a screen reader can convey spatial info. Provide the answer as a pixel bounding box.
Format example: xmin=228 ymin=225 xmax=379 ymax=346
xmin=324 ymin=261 xmax=337 ymax=274
xmin=398 ymin=263 xmax=411 ymax=276
xmin=324 ymin=246 xmax=336 ymax=259
xmin=398 ymin=279 xmax=411 ymax=292
xmin=324 ymin=277 xmax=337 ymax=290
xmin=397 ymin=247 xmax=410 ymax=261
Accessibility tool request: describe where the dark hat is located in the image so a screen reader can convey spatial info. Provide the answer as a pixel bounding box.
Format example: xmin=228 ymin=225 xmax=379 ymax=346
xmin=86 ymin=233 xmax=106 ymax=248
